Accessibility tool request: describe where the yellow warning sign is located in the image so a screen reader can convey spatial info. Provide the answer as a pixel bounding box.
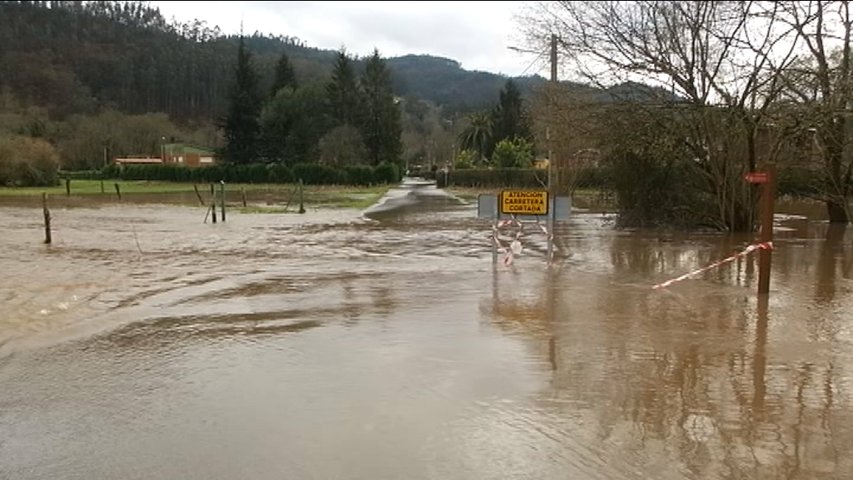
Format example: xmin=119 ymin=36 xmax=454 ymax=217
xmin=500 ymin=190 xmax=549 ymax=215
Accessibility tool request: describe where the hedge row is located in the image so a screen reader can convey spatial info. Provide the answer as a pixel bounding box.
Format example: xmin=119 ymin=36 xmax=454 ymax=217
xmin=64 ymin=163 xmax=821 ymax=194
xmin=431 ymin=168 xmax=608 ymax=189
xmin=437 ymin=168 xmax=546 ymax=188
xmin=432 ymin=166 xmax=818 ymax=195
xmin=776 ymin=166 xmax=827 ymax=197
xmin=73 ymin=162 xmax=401 ymax=185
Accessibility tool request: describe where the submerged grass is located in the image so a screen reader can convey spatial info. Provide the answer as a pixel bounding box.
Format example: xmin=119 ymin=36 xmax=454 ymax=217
xmin=0 ymin=180 xmax=201 ymax=196
xmin=0 ymin=180 xmax=390 ymax=211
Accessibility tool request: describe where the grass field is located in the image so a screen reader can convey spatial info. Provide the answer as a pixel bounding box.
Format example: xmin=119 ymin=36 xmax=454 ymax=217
xmin=0 ymin=180 xmax=390 ymax=210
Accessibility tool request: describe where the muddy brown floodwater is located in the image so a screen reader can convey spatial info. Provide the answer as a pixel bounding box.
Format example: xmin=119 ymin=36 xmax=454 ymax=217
xmin=1 ymin=181 xmax=852 ymax=479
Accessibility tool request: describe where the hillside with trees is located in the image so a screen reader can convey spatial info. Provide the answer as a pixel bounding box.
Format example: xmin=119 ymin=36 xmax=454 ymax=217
xmin=0 ymin=1 xmax=552 ymax=120
xmin=0 ymin=0 xmax=558 ymax=182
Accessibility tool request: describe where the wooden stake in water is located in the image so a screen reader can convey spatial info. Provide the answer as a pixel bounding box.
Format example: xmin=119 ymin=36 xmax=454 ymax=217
xmin=42 ymin=192 xmax=51 ymax=244
xmin=298 ymin=179 xmax=306 ymax=214
xmin=193 ymin=184 xmax=205 ymax=206
xmin=220 ymin=181 xmax=226 ymax=222
xmin=210 ymin=183 xmax=217 ymax=224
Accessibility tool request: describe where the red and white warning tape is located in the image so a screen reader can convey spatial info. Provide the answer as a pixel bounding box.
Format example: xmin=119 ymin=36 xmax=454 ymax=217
xmin=492 ymin=217 xmax=554 ymax=266
xmin=535 ymin=218 xmax=554 ymax=265
xmin=493 ymin=218 xmax=523 ymax=265
xmin=652 ymin=242 xmax=773 ymax=290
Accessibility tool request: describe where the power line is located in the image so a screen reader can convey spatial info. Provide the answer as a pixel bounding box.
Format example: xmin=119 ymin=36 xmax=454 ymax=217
xmin=518 ymin=48 xmax=549 ymax=77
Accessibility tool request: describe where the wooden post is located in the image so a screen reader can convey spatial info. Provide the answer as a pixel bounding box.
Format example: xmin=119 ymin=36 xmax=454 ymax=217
xmin=193 ymin=184 xmax=205 ymax=206
xmin=298 ymin=179 xmax=305 ymax=214
xmin=757 ymin=166 xmax=776 ymax=295
xmin=241 ymin=187 xmax=247 ymax=207
xmin=114 ymin=183 xmax=121 ymax=201
xmin=42 ymin=192 xmax=51 ymax=244
xmin=210 ymin=183 xmax=217 ymax=223
xmin=65 ymin=178 xmax=70 ymax=196
xmin=220 ymin=181 xmax=226 ymax=222
xmin=100 ymin=179 xmax=105 ymax=194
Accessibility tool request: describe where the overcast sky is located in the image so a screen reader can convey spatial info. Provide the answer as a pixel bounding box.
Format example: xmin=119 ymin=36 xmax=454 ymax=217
xmin=151 ymin=1 xmax=545 ymax=77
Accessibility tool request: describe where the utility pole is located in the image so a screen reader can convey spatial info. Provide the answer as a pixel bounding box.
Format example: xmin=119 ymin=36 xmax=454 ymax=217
xmin=546 ymin=34 xmax=558 ymax=265
xmin=548 ymin=34 xmax=557 ymax=195
xmin=550 ymin=34 xmax=558 ymax=83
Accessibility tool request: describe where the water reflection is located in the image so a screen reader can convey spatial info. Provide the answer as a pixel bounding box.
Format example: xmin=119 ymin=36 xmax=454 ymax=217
xmin=482 ymin=225 xmax=853 ymax=479
xmin=815 ymin=225 xmax=847 ymax=305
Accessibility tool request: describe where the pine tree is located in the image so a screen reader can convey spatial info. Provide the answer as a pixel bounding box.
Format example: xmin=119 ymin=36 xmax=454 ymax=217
xmin=326 ymin=50 xmax=362 ymax=127
xmin=489 ymin=80 xmax=531 ymax=158
xmin=270 ymin=52 xmax=297 ymax=97
xmin=221 ymin=37 xmax=262 ymax=164
xmin=360 ymin=49 xmax=402 ymax=166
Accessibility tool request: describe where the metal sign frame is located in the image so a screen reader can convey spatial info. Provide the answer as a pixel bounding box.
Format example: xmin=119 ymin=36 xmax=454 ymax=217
xmin=478 ymin=192 xmax=571 ymax=266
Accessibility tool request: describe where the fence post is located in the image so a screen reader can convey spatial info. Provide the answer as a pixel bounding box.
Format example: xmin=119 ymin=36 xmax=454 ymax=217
xmin=65 ymin=178 xmax=70 ymax=196
xmin=298 ymin=179 xmax=305 ymax=214
xmin=42 ymin=192 xmax=51 ymax=244
xmin=210 ymin=183 xmax=217 ymax=223
xmin=220 ymin=181 xmax=226 ymax=222
xmin=241 ymin=187 xmax=247 ymax=207
xmin=114 ymin=183 xmax=122 ymax=201
xmin=193 ymin=184 xmax=205 ymax=205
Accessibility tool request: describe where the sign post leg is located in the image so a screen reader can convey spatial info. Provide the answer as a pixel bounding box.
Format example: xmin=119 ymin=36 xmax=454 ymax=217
xmin=547 ymin=202 xmax=555 ymax=266
xmin=492 ymin=216 xmax=498 ymax=266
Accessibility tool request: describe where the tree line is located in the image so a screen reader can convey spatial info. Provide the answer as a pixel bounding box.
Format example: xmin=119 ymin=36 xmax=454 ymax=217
xmin=0 ymin=1 xmax=426 ymax=184
xmin=221 ymin=39 xmax=403 ymax=170
xmin=456 ymin=80 xmax=536 ymax=169
xmin=0 ymin=0 xmax=334 ymax=120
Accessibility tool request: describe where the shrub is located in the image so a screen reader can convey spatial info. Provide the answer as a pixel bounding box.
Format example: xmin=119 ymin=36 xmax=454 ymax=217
xmin=604 ymin=148 xmax=708 ymax=228
xmin=0 ymin=134 xmax=60 ymax=186
xmin=777 ymin=166 xmax=823 ymax=197
xmin=292 ymin=163 xmax=342 ymax=184
xmin=454 ymin=149 xmax=477 ymax=169
xmin=491 ymin=137 xmax=534 ymax=168
xmin=342 ymin=165 xmax=374 ymax=185
xmin=373 ymin=162 xmax=401 ymax=184
xmin=445 ymin=168 xmax=546 ymax=188
xmin=267 ymin=163 xmax=293 ymax=183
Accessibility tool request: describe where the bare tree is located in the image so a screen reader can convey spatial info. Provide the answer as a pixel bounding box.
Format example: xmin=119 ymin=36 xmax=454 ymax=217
xmin=776 ymin=0 xmax=852 ymax=223
xmin=522 ymin=1 xmax=798 ymax=231
xmin=531 ymin=83 xmax=605 ymax=196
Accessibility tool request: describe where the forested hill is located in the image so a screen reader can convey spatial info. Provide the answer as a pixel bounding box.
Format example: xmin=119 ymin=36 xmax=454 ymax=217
xmin=386 ymin=55 xmax=548 ymax=112
xmin=0 ymin=1 xmax=550 ymax=120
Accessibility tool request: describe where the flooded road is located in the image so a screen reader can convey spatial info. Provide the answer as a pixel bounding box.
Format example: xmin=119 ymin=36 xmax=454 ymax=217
xmin=1 ymin=182 xmax=852 ymax=479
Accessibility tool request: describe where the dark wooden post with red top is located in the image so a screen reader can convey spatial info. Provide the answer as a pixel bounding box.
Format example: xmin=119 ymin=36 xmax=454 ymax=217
xmin=745 ymin=166 xmax=776 ymax=295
